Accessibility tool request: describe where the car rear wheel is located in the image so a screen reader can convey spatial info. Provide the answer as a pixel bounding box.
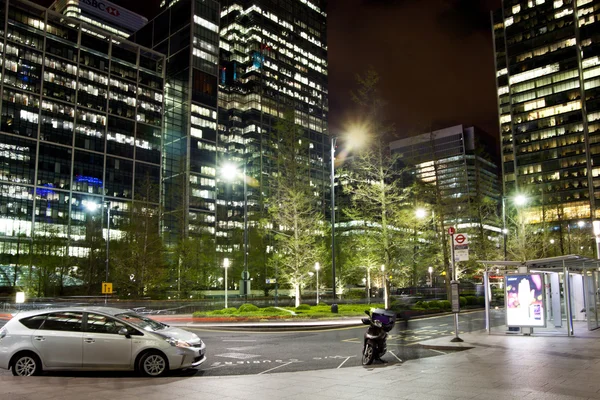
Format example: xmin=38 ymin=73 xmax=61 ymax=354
xmin=139 ymin=351 xmax=169 ymax=377
xmin=12 ymin=352 xmax=42 ymax=376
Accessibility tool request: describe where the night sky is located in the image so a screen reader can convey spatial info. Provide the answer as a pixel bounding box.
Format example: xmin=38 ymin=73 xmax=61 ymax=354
xmin=33 ymin=0 xmax=503 ymax=141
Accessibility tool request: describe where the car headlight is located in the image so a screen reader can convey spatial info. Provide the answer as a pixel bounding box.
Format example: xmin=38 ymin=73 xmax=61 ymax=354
xmin=165 ymin=337 xmax=191 ymax=348
xmin=0 ymin=328 xmax=6 ymax=340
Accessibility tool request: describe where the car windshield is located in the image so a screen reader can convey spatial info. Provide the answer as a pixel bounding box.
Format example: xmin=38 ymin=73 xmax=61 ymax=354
xmin=115 ymin=312 xmax=167 ymax=332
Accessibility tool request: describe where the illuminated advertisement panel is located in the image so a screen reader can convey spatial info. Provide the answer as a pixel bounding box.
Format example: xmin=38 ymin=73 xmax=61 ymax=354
xmin=505 ymin=273 xmax=546 ymax=328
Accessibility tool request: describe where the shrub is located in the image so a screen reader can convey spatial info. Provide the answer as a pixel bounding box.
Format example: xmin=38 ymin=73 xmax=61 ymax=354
xmin=224 ymin=307 xmax=237 ymax=314
xmin=477 ymin=297 xmax=486 ymax=305
xmin=439 ymin=300 xmax=451 ymax=310
xmin=414 ymin=301 xmax=428 ymax=309
xmin=459 ymin=296 xmax=467 ymax=307
xmin=465 ymin=296 xmax=477 ymax=305
xmin=428 ymin=300 xmax=440 ymax=309
xmin=345 ymin=289 xmax=366 ymax=299
xmin=296 ymin=304 xmax=311 ymax=311
xmin=238 ymin=303 xmax=259 ymax=312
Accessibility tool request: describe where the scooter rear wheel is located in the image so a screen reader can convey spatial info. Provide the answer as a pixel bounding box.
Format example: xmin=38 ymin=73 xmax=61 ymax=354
xmin=362 ymin=344 xmax=375 ymax=365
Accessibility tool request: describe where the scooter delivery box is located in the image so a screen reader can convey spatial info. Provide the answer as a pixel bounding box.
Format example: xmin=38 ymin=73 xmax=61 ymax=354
xmin=371 ymin=308 xmax=396 ymax=332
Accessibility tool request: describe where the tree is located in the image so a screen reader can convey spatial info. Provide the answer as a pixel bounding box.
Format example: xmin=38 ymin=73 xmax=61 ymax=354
xmin=110 ymin=177 xmax=166 ymax=298
xmin=267 ymin=109 xmax=326 ymax=307
xmin=341 ymin=67 xmax=409 ymax=290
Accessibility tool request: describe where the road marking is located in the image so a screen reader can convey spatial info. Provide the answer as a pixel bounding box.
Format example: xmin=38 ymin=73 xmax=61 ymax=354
xmin=223 ymin=339 xmax=256 ymax=342
xmin=257 ymin=362 xmax=294 ymax=375
xmin=216 ymin=352 xmax=260 ymax=359
xmin=337 ymin=356 xmax=354 ymax=369
xmin=388 ymin=351 xmax=402 ymax=363
xmin=440 ymin=324 xmax=448 ymax=326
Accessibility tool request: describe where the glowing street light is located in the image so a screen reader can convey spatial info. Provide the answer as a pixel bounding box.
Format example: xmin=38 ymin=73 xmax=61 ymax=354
xmin=514 ymin=194 xmax=528 ymax=206
xmin=415 ymin=208 xmax=427 ymax=219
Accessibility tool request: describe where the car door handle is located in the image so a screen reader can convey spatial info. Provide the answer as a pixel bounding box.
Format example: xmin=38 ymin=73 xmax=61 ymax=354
xmin=34 ymin=336 xmax=45 ymax=341
xmin=84 ymin=338 xmax=95 ymax=343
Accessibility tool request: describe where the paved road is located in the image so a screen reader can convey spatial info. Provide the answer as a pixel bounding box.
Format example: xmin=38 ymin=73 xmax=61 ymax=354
xmin=0 ymin=309 xmax=503 ymax=377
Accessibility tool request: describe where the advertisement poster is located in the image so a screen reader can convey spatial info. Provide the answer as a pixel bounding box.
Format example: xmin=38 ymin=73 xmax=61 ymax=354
xmin=505 ymin=274 xmax=546 ymax=327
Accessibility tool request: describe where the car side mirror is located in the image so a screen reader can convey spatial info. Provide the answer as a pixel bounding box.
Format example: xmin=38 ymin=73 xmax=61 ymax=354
xmin=118 ymin=327 xmax=131 ymax=338
xmin=364 ymin=310 xmax=370 ymax=317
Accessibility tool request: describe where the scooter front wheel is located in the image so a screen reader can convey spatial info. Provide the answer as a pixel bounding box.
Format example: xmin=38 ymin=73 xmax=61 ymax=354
xmin=362 ymin=344 xmax=375 ymax=365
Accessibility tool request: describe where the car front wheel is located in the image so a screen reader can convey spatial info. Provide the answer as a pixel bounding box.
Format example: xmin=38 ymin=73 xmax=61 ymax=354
xmin=139 ymin=350 xmax=169 ymax=377
xmin=12 ymin=352 xmax=42 ymax=376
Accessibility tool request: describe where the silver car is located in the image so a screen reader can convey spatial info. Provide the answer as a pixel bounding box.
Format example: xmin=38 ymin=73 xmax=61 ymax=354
xmin=0 ymin=306 xmax=207 ymax=377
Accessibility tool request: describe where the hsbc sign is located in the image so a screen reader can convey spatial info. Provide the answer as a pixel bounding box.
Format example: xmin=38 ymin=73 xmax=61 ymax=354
xmin=77 ymin=0 xmax=149 ymax=34
xmin=80 ymin=0 xmax=122 ymax=19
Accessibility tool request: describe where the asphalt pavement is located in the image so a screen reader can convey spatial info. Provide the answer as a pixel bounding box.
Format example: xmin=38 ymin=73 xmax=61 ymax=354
xmin=3 ymin=312 xmax=600 ymax=399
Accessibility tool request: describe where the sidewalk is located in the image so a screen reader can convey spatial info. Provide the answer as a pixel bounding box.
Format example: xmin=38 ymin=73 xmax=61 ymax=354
xmin=3 ymin=318 xmax=600 ymax=399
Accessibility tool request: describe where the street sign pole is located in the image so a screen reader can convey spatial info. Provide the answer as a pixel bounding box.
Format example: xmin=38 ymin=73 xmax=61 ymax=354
xmin=449 ymin=231 xmax=463 ymax=343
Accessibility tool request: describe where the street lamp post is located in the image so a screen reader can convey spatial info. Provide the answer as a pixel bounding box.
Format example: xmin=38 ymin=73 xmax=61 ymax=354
xmin=223 ymin=258 xmax=230 ymax=309
xmin=85 ymin=200 xmax=112 ymax=305
xmin=593 ymin=221 xmax=600 ymax=260
xmin=222 ymin=162 xmax=249 ymax=300
xmin=428 ymin=266 xmax=433 ymax=287
xmin=502 ymin=196 xmax=507 ymax=260
xmin=315 ymin=262 xmax=320 ymax=304
xmin=330 ymin=136 xmax=337 ymax=301
xmin=366 ymin=267 xmax=371 ymax=305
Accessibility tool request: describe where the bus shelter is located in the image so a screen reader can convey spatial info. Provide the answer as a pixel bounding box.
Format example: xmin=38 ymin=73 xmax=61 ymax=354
xmin=478 ymin=255 xmax=600 ymax=336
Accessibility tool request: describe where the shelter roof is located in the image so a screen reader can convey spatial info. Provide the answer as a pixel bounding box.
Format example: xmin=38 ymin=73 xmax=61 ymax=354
xmin=478 ymin=255 xmax=600 ymax=272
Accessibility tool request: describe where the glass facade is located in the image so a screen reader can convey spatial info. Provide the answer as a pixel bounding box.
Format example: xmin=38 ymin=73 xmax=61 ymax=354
xmin=132 ymin=0 xmax=220 ymax=243
xmin=493 ymin=0 xmax=600 ymax=224
xmin=390 ymin=125 xmax=502 ymax=229
xmin=217 ymin=0 xmax=329 ymax=253
xmin=0 ymin=0 xmax=165 ymax=286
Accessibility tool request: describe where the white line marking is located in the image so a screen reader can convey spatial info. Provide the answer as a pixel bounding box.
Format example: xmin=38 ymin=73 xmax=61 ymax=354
xmin=429 ymin=349 xmax=447 ymax=355
xmin=389 ymin=351 xmax=402 ymax=363
xmin=337 ymin=356 xmax=353 ymax=369
xmin=257 ymin=361 xmax=293 ymax=375
xmin=222 ymin=340 xmax=256 ymax=342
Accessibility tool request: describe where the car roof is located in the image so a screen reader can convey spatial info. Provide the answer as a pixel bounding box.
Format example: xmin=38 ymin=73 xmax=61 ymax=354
xmin=10 ymin=306 xmax=133 ymax=319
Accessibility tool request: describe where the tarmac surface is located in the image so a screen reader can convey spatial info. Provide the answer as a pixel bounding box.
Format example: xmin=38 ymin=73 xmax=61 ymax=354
xmin=2 ymin=313 xmax=600 ymax=399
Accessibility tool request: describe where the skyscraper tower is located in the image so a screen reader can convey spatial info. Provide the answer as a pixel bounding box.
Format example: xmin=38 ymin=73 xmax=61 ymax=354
xmin=131 ymin=0 xmax=221 ymax=243
xmin=493 ymin=0 xmax=600 ymax=232
xmin=217 ymin=1 xmax=329 ymax=259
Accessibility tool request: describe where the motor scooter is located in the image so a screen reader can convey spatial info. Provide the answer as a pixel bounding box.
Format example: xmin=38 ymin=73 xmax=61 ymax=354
xmin=361 ymin=309 xmax=394 ymax=365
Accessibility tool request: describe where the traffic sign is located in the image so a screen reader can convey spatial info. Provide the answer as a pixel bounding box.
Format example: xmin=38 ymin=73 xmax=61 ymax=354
xmin=448 ymin=227 xmax=456 ymax=235
xmin=102 ymin=282 xmax=113 ymax=294
xmin=453 ymin=233 xmax=469 ymax=261
xmin=453 ymin=233 xmax=469 ymax=245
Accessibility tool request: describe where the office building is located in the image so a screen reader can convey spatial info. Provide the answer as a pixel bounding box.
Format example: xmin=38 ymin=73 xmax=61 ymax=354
xmin=217 ymin=0 xmax=329 ymax=255
xmin=0 ymin=0 xmax=165 ymax=287
xmin=131 ymin=0 xmax=221 ymax=242
xmin=390 ymin=125 xmax=502 ymax=230
xmin=51 ymin=0 xmax=148 ymax=38
xmin=492 ymin=0 xmax=600 ymax=228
